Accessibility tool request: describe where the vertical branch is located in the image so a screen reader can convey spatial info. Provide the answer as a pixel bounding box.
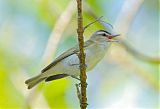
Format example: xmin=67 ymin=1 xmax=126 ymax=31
xmin=76 ymin=0 xmax=87 ymax=109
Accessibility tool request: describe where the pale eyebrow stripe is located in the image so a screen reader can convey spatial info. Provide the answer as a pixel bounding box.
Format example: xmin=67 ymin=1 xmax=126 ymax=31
xmin=97 ymin=31 xmax=105 ymax=34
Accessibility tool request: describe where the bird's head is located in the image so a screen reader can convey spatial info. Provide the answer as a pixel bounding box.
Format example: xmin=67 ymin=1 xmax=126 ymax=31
xmin=90 ymin=30 xmax=120 ymax=42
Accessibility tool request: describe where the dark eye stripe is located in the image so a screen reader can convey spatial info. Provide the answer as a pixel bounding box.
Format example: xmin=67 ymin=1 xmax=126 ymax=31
xmin=105 ymin=31 xmax=111 ymax=35
xmin=98 ymin=30 xmax=111 ymax=35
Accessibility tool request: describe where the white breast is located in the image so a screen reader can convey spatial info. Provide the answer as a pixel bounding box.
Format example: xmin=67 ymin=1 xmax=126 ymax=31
xmin=85 ymin=43 xmax=108 ymax=71
xmin=44 ymin=41 xmax=110 ymax=77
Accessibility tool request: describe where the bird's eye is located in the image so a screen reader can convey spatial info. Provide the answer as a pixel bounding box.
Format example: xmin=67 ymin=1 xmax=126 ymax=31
xmin=102 ymin=33 xmax=106 ymax=36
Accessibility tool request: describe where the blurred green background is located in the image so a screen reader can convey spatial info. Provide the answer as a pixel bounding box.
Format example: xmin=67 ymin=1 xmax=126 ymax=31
xmin=0 ymin=0 xmax=159 ymax=109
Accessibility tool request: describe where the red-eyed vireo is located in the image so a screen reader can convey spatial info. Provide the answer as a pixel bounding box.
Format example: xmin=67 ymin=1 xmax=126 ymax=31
xmin=25 ymin=30 xmax=120 ymax=89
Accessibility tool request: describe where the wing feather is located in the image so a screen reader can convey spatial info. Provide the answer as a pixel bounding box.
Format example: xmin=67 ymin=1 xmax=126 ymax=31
xmin=41 ymin=40 xmax=94 ymax=73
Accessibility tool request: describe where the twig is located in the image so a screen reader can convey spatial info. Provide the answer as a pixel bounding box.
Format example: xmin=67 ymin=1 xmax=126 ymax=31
xmin=98 ymin=20 xmax=114 ymax=29
xmin=83 ymin=16 xmax=103 ymax=31
xmin=119 ymin=39 xmax=160 ymax=64
xmin=84 ymin=1 xmax=159 ymax=64
xmin=84 ymin=0 xmax=159 ymax=91
xmin=76 ymin=0 xmax=87 ymax=109
xmin=75 ymin=84 xmax=82 ymax=104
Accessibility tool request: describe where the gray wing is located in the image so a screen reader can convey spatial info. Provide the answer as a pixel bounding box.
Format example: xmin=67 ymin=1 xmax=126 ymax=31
xmin=45 ymin=74 xmax=68 ymax=82
xmin=41 ymin=40 xmax=94 ymax=73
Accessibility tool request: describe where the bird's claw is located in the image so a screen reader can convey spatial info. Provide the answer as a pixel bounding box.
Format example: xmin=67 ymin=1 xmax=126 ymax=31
xmin=81 ymin=102 xmax=89 ymax=106
xmin=69 ymin=63 xmax=87 ymax=69
xmin=79 ymin=64 xmax=87 ymax=69
xmin=78 ymin=82 xmax=88 ymax=87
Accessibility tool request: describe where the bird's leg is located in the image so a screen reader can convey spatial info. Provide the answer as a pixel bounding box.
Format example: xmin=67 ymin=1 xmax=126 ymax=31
xmin=79 ymin=63 xmax=87 ymax=69
xmin=69 ymin=63 xmax=79 ymax=66
xmin=69 ymin=61 xmax=87 ymax=67
xmin=78 ymin=82 xmax=88 ymax=87
xmin=69 ymin=63 xmax=88 ymax=70
xmin=80 ymin=52 xmax=88 ymax=68
xmin=73 ymin=50 xmax=88 ymax=68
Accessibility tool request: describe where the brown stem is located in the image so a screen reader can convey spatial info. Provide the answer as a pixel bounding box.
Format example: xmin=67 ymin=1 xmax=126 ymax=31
xmin=76 ymin=0 xmax=87 ymax=109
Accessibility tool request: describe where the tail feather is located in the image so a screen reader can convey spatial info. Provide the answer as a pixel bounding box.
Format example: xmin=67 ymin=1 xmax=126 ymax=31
xmin=25 ymin=74 xmax=46 ymax=89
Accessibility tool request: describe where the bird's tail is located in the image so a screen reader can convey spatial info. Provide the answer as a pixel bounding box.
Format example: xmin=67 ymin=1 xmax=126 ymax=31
xmin=25 ymin=74 xmax=46 ymax=89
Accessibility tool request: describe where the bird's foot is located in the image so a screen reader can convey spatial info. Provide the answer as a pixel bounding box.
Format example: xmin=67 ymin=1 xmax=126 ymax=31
xmin=81 ymin=102 xmax=89 ymax=106
xmin=69 ymin=63 xmax=79 ymax=66
xmin=79 ymin=64 xmax=87 ymax=69
xmin=69 ymin=63 xmax=87 ymax=69
xmin=77 ymin=82 xmax=88 ymax=87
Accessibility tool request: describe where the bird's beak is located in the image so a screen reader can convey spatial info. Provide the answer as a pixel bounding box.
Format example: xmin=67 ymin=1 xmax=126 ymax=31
xmin=108 ymin=34 xmax=120 ymax=39
xmin=107 ymin=34 xmax=120 ymax=42
xmin=110 ymin=34 xmax=120 ymax=38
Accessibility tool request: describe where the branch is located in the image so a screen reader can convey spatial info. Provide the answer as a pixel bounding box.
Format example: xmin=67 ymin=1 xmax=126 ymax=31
xmin=84 ymin=0 xmax=160 ymax=91
xmin=83 ymin=16 xmax=103 ymax=31
xmin=75 ymin=84 xmax=82 ymax=104
xmin=84 ymin=1 xmax=159 ymax=64
xmin=119 ymin=39 xmax=160 ymax=64
xmin=76 ymin=0 xmax=87 ymax=109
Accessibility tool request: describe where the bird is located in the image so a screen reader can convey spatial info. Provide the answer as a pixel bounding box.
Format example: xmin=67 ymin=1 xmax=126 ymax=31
xmin=25 ymin=30 xmax=120 ymax=89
